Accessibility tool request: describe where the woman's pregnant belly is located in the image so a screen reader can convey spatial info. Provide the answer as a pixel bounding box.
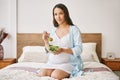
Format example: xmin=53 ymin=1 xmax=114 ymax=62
xmin=49 ymin=53 xmax=70 ymax=64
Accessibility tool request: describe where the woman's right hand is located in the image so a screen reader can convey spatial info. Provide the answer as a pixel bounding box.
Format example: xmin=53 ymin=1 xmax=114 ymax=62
xmin=42 ymin=31 xmax=49 ymax=44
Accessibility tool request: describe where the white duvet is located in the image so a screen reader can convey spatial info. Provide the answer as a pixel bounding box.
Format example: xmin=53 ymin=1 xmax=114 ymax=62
xmin=0 ymin=62 xmax=119 ymax=80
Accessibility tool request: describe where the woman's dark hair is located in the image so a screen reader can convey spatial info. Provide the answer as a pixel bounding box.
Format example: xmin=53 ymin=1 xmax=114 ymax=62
xmin=53 ymin=3 xmax=74 ymax=27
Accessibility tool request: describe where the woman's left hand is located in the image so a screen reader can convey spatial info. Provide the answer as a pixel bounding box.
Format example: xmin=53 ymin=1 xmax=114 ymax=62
xmin=53 ymin=48 xmax=63 ymax=55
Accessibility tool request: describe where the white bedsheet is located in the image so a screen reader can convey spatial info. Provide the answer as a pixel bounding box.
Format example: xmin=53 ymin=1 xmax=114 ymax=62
xmin=0 ymin=62 xmax=119 ymax=80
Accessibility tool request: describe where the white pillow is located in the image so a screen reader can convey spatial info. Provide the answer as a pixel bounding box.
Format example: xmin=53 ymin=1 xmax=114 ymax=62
xmin=23 ymin=46 xmax=45 ymax=53
xmin=18 ymin=46 xmax=48 ymax=63
xmin=81 ymin=43 xmax=100 ymax=62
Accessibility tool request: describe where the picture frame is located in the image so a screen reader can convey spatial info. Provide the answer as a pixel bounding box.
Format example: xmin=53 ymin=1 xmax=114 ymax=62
xmin=107 ymin=52 xmax=115 ymax=59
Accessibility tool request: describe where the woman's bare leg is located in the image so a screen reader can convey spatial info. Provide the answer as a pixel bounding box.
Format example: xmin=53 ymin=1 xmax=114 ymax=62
xmin=51 ymin=69 xmax=70 ymax=80
xmin=38 ymin=69 xmax=54 ymax=77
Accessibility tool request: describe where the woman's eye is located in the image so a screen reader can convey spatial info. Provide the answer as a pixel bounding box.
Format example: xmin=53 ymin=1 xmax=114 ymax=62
xmin=54 ymin=13 xmax=57 ymax=16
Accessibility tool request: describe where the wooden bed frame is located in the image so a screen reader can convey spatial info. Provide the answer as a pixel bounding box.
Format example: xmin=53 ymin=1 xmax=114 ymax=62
xmin=17 ymin=33 xmax=102 ymax=62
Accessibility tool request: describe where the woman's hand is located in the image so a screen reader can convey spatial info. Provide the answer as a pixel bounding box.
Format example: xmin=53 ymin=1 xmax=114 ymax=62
xmin=46 ymin=45 xmax=62 ymax=55
xmin=51 ymin=48 xmax=63 ymax=55
xmin=42 ymin=31 xmax=49 ymax=44
xmin=54 ymin=48 xmax=73 ymax=55
xmin=48 ymin=46 xmax=73 ymax=55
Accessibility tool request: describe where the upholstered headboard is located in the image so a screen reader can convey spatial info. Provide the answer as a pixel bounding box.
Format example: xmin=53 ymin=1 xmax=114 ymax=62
xmin=17 ymin=33 xmax=102 ymax=62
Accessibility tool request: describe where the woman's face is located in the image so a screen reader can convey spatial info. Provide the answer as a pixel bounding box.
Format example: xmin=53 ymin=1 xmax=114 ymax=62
xmin=54 ymin=7 xmax=66 ymax=25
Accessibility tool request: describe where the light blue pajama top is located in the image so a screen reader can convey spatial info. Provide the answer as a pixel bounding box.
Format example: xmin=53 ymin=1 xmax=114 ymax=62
xmin=49 ymin=25 xmax=84 ymax=77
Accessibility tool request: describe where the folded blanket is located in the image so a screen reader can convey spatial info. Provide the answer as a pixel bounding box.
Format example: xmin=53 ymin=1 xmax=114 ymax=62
xmin=8 ymin=67 xmax=39 ymax=73
xmin=8 ymin=66 xmax=110 ymax=74
xmin=84 ymin=67 xmax=110 ymax=72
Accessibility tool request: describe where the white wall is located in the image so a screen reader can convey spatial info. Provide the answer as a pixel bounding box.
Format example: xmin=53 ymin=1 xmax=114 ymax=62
xmin=0 ymin=0 xmax=17 ymax=58
xmin=0 ymin=0 xmax=120 ymax=58
xmin=17 ymin=0 xmax=120 ymax=58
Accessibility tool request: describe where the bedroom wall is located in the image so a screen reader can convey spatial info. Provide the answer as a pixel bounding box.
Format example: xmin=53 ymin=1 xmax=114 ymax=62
xmin=0 ymin=0 xmax=120 ymax=58
xmin=0 ymin=0 xmax=17 ymax=58
xmin=17 ymin=0 xmax=120 ymax=58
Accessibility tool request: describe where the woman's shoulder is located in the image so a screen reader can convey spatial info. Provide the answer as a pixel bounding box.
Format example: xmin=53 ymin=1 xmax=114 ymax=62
xmin=49 ymin=26 xmax=57 ymax=35
xmin=70 ymin=25 xmax=81 ymax=32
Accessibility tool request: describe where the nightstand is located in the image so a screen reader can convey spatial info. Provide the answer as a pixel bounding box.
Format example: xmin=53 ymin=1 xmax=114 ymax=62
xmin=102 ymin=58 xmax=120 ymax=71
xmin=0 ymin=58 xmax=16 ymax=69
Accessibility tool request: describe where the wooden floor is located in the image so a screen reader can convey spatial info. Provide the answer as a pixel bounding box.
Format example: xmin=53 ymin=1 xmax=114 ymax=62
xmin=114 ymin=71 xmax=120 ymax=77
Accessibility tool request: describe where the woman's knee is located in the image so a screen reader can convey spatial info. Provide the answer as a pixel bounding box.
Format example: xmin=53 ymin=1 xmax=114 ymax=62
xmin=38 ymin=69 xmax=54 ymax=76
xmin=51 ymin=72 xmax=60 ymax=79
xmin=51 ymin=69 xmax=70 ymax=79
xmin=38 ymin=69 xmax=47 ymax=76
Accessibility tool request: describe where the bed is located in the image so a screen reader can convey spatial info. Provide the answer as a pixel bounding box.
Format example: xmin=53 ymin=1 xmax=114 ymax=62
xmin=0 ymin=33 xmax=119 ymax=80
